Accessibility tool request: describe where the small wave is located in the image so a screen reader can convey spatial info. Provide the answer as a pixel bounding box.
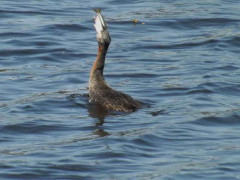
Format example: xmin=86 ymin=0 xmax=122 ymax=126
xmin=0 ymin=48 xmax=68 ymax=57
xmin=176 ymin=18 xmax=240 ymax=29
xmin=162 ymin=87 xmax=189 ymax=92
xmin=0 ymin=172 xmax=48 ymax=180
xmin=67 ymin=93 xmax=89 ymax=109
xmin=0 ymin=137 xmax=11 ymax=143
xmin=187 ymin=89 xmax=213 ymax=95
xmin=225 ymin=36 xmax=240 ymax=48
xmin=138 ymin=39 xmax=219 ymax=50
xmin=48 ymin=164 xmax=97 ymax=172
xmin=217 ymin=84 xmax=240 ymax=97
xmin=5 ymin=39 xmax=60 ymax=48
xmin=45 ymin=24 xmax=91 ymax=32
xmin=193 ymin=114 xmax=240 ymax=126
xmin=134 ymin=35 xmax=239 ymax=51
xmin=197 ymin=82 xmax=240 ymax=97
xmin=0 ymin=122 xmax=68 ymax=134
xmin=159 ymin=84 xmax=215 ymax=97
xmin=0 ymin=9 xmax=56 ymax=16
xmin=105 ymin=73 xmax=159 ymax=78
xmin=109 ymin=20 xmax=140 ymax=25
xmin=148 ymin=110 xmax=166 ymax=116
xmin=0 ymin=32 xmax=35 ymax=38
xmin=149 ymin=18 xmax=240 ymax=29
xmin=216 ymin=65 xmax=239 ymax=71
xmin=109 ymin=0 xmax=142 ymax=5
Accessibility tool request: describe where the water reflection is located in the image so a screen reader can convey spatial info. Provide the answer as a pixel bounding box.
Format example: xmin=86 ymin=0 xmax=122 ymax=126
xmin=88 ymin=103 xmax=108 ymax=123
xmin=88 ymin=103 xmax=111 ymax=137
xmin=68 ymin=93 xmax=110 ymax=137
xmin=94 ymin=128 xmax=110 ymax=137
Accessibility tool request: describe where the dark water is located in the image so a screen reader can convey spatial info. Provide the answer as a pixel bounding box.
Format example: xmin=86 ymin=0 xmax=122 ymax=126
xmin=1 ymin=0 xmax=240 ymax=179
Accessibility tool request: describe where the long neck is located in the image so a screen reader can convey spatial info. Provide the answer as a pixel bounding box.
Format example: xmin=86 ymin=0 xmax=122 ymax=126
xmin=90 ymin=42 xmax=109 ymax=80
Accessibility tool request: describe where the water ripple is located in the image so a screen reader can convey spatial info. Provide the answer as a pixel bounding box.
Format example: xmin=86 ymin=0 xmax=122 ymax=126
xmin=44 ymin=24 xmax=91 ymax=32
xmin=0 ymin=48 xmax=68 ymax=57
xmin=193 ymin=114 xmax=240 ymax=126
xmin=1 ymin=122 xmax=68 ymax=134
xmin=1 ymin=1 xmax=240 ymax=179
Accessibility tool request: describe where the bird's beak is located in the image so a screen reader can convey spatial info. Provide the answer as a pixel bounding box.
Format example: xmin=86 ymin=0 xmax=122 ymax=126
xmin=93 ymin=9 xmax=111 ymax=44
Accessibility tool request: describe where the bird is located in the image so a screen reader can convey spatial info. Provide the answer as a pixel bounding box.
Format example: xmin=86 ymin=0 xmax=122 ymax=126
xmin=89 ymin=9 xmax=141 ymax=112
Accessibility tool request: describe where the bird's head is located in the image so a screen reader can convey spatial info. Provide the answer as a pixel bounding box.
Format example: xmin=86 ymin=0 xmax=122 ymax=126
xmin=94 ymin=9 xmax=111 ymax=45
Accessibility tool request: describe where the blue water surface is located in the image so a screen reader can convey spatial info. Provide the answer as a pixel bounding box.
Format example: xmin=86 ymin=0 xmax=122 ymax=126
xmin=0 ymin=0 xmax=240 ymax=179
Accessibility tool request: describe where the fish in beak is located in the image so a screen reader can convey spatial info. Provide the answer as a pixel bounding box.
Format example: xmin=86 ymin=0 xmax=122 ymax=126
xmin=93 ymin=9 xmax=111 ymax=44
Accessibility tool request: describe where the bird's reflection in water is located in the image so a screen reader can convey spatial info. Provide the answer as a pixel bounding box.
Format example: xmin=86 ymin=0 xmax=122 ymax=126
xmin=88 ymin=103 xmax=110 ymax=137
xmin=68 ymin=93 xmax=110 ymax=137
xmin=68 ymin=93 xmax=128 ymax=137
xmin=94 ymin=128 xmax=110 ymax=137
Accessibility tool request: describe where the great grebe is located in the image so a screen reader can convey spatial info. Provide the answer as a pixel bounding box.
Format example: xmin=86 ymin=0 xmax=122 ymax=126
xmin=89 ymin=9 xmax=141 ymax=112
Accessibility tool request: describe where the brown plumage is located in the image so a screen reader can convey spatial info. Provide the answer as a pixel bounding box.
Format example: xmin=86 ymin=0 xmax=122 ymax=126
xmin=89 ymin=9 xmax=141 ymax=112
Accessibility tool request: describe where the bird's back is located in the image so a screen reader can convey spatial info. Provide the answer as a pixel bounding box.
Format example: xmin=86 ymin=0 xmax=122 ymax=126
xmin=89 ymin=83 xmax=141 ymax=112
